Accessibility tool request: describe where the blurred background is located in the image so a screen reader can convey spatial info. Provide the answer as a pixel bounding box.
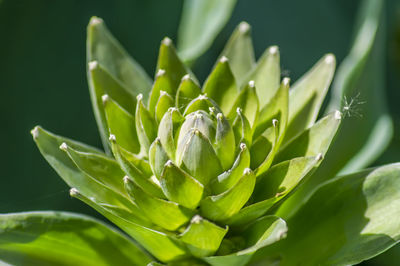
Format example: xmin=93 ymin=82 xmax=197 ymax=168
xmin=0 ymin=0 xmax=399 ymax=264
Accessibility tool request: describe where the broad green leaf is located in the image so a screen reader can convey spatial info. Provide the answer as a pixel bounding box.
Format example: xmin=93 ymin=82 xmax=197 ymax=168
xmin=266 ymin=163 xmax=400 ymax=265
xmin=70 ymin=188 xmax=189 ymax=262
xmin=244 ymin=46 xmax=280 ymax=107
xmin=155 ymin=91 xmax=174 ymax=123
xmin=180 ymin=216 xmax=228 ymax=258
xmin=156 ymin=37 xmax=193 ymax=89
xmin=109 ymin=137 xmax=165 ymax=199
xmin=228 ymin=80 xmax=259 ymax=127
xmin=0 ymin=211 xmax=152 ymax=266
xmin=30 ymin=126 xmax=133 ymax=210
xmin=148 ymin=69 xmax=174 ymax=116
xmin=203 ymin=57 xmax=238 ymax=114
xmin=103 ymin=95 xmax=140 ymax=154
xmin=228 ymin=156 xmax=321 ymax=227
xmin=61 ymin=143 xmax=126 ymax=197
xmin=250 ymin=135 xmax=273 ymax=170
xmin=160 ymin=161 xmax=204 ymax=210
xmin=200 ymin=169 xmax=255 ymax=222
xmin=203 ymin=216 xmax=287 ymax=266
xmin=124 ymin=177 xmax=194 ymax=231
xmin=87 ymin=17 xmax=152 ymax=98
xmin=158 ymin=107 xmax=184 ymax=161
xmin=212 ymin=143 xmax=250 ymax=194
xmin=176 ymin=75 xmax=202 ymax=111
xmin=284 ymin=53 xmax=336 ymax=144
xmin=323 ymin=0 xmax=391 ymax=175
xmin=135 ymin=95 xmax=157 ymax=155
xmin=218 ymin=22 xmax=255 ymax=83
xmin=275 ymin=111 xmax=342 ymax=163
xmin=177 ymin=0 xmax=237 ymax=63
xmin=87 ymin=61 xmax=136 ymax=154
xmin=214 ymin=113 xmax=236 ymax=170
xmin=176 ymin=129 xmax=222 ymax=186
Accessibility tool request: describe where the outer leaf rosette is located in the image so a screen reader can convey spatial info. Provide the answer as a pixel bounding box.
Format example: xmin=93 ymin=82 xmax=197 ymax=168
xmin=20 ymin=13 xmax=400 ymax=266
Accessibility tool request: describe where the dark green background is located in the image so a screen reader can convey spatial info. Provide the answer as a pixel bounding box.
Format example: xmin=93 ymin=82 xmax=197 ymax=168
xmin=0 ymin=0 xmax=399 ymax=264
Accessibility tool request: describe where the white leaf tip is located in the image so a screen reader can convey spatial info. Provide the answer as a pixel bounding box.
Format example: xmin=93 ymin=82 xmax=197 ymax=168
xmin=334 ymin=110 xmax=342 ymax=120
xmin=156 ymin=69 xmax=166 ymax=77
xmin=109 ymin=134 xmax=116 ymax=142
xmin=316 ymin=153 xmax=324 ymax=161
xmin=240 ymin=143 xmax=247 ymax=150
xmin=102 ymin=94 xmax=109 ymax=104
xmin=162 ymin=37 xmax=172 ymax=46
xmin=248 ymin=80 xmax=255 ymax=88
xmin=90 ymin=17 xmax=103 ymax=26
xmin=239 ymin=22 xmax=250 ymax=33
xmin=191 ymin=215 xmax=202 ymax=224
xmin=136 ymin=93 xmax=143 ymax=101
xmin=165 ymin=160 xmax=173 ymax=167
xmin=182 ymin=74 xmax=190 ymax=81
xmin=282 ymin=77 xmax=290 ymax=86
xmin=88 ymin=61 xmax=98 ymax=71
xmin=269 ymin=46 xmax=279 ymax=55
xmin=325 ymin=54 xmax=335 ymax=64
xmin=123 ymin=176 xmax=131 ymax=184
xmin=70 ymin=188 xmax=79 ymax=196
xmin=272 ymin=119 xmax=278 ymax=127
xmin=220 ymin=56 xmax=229 ymax=63
xmin=31 ymin=126 xmax=40 ymax=139
xmin=59 ymin=142 xmax=68 ymax=151
xmin=243 ymin=168 xmax=252 ymax=175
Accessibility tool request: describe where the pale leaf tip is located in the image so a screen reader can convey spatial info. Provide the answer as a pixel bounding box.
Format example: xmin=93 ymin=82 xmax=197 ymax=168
xmin=136 ymin=93 xmax=143 ymax=101
xmin=198 ymin=94 xmax=207 ymax=100
xmin=191 ymin=215 xmax=202 ymax=224
xmin=31 ymin=126 xmax=40 ymax=139
xmin=109 ymin=134 xmax=116 ymax=142
xmin=156 ymin=69 xmax=166 ymax=77
xmin=59 ymin=142 xmax=68 ymax=151
xmin=89 ymin=17 xmax=103 ymax=26
xmin=88 ymin=61 xmax=98 ymax=71
xmin=150 ymin=175 xmax=161 ymax=186
xmin=123 ymin=176 xmax=131 ymax=184
xmin=216 ymin=113 xmax=223 ymax=120
xmin=325 ymin=54 xmax=335 ymax=65
xmin=240 ymin=142 xmax=247 ymax=150
xmin=248 ymin=80 xmax=255 ymax=88
xmin=70 ymin=188 xmax=80 ymax=197
xmin=162 ymin=37 xmax=172 ymax=46
xmin=239 ymin=22 xmax=250 ymax=33
xmin=220 ymin=56 xmax=229 ymax=63
xmin=102 ymin=94 xmax=109 ymax=105
xmin=236 ymin=107 xmax=242 ymax=114
xmin=269 ymin=46 xmax=279 ymax=55
xmin=272 ymin=119 xmax=279 ymax=127
xmin=334 ymin=110 xmax=342 ymax=120
xmin=316 ymin=153 xmax=324 ymax=161
xmin=282 ymin=77 xmax=290 ymax=87
xmin=182 ymin=74 xmax=190 ymax=81
xmin=165 ymin=160 xmax=173 ymax=167
xmin=243 ymin=168 xmax=252 ymax=175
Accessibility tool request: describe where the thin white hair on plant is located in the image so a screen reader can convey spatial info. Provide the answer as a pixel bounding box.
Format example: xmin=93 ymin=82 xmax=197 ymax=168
xmin=341 ymin=92 xmax=366 ymax=119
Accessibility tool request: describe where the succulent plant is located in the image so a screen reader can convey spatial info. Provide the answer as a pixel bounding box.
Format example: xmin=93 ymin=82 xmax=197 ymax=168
xmin=2 ymin=12 xmax=400 ymax=266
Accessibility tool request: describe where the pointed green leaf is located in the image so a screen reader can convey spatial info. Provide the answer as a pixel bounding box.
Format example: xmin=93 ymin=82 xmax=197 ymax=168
xmin=155 ymin=91 xmax=174 ymax=123
xmin=183 ymin=95 xmax=222 ymax=116
xmin=177 ymin=111 xmax=216 ymax=148
xmin=203 ymin=57 xmax=238 ymax=114
xmin=60 ymin=143 xmax=126 ymax=197
xmin=177 ymin=0 xmax=237 ymax=63
xmin=160 ymin=161 xmax=204 ymax=209
xmin=30 ymin=126 xmax=132 ymax=209
xmin=228 ymin=80 xmax=259 ymax=127
xmin=158 ymin=107 xmax=184 ymax=161
xmin=285 ymin=54 xmax=336 ymax=143
xmin=87 ymin=61 xmax=136 ymax=154
xmin=203 ymin=216 xmax=287 ymax=266
xmin=0 ymin=211 xmax=153 ymax=266
xmin=136 ymin=94 xmax=157 ymax=155
xmin=87 ymin=17 xmax=152 ymax=100
xmin=275 ymin=111 xmax=342 ymax=163
xmin=103 ymin=95 xmax=140 ymax=154
xmin=244 ymin=46 xmax=280 ymax=107
xmin=212 ymin=143 xmax=250 ymax=194
xmin=176 ymin=129 xmax=222 ymax=186
xmin=109 ymin=137 xmax=165 ymax=199
xmin=200 ymin=169 xmax=255 ymax=221
xmin=218 ymin=22 xmax=255 ymax=82
xmin=232 ymin=108 xmax=252 ymax=146
xmin=229 ymin=155 xmax=322 ymax=227
xmin=180 ymin=215 xmax=228 ymax=258
xmin=254 ymin=78 xmax=289 ymax=140
xmin=70 ymin=188 xmax=189 ymax=262
xmin=148 ymin=69 xmax=174 ymax=116
xmin=268 ymin=164 xmax=400 ymax=265
xmin=149 ymin=138 xmax=169 ymax=180
xmin=214 ymin=113 xmax=236 ymax=170
xmin=156 ymin=38 xmax=193 ymax=89
xmin=124 ymin=177 xmax=194 ymax=231
xmin=176 ymin=74 xmax=202 ymax=111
